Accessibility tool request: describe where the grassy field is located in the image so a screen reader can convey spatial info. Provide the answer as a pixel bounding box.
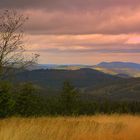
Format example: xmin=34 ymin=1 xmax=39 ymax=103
xmin=0 ymin=115 xmax=139 ymax=140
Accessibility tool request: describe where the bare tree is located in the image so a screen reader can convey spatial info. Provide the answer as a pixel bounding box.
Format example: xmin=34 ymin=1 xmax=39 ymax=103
xmin=0 ymin=10 xmax=39 ymax=78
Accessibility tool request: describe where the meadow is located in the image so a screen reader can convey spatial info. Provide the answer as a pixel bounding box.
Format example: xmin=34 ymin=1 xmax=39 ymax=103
xmin=0 ymin=115 xmax=139 ymax=140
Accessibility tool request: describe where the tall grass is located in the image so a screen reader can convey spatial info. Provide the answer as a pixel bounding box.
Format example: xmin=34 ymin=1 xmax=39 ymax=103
xmin=0 ymin=115 xmax=139 ymax=140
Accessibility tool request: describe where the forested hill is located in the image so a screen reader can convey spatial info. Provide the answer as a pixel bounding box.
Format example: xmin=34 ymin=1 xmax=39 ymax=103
xmin=5 ymin=68 xmax=140 ymax=101
xmin=13 ymin=68 xmax=121 ymax=89
xmin=84 ymin=77 xmax=140 ymax=101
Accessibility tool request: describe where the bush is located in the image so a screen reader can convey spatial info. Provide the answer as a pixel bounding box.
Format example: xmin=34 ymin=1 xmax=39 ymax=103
xmin=15 ymin=83 xmax=42 ymax=116
xmin=0 ymin=82 xmax=15 ymax=117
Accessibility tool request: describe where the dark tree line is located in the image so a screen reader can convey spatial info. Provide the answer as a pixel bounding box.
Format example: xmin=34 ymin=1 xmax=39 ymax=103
xmin=0 ymin=81 xmax=140 ymax=118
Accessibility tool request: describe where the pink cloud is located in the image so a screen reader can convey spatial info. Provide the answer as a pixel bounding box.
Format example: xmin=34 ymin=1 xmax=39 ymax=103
xmin=2 ymin=0 xmax=140 ymax=64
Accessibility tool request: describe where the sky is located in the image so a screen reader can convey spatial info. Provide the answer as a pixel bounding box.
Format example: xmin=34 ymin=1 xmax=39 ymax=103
xmin=1 ymin=0 xmax=140 ymax=64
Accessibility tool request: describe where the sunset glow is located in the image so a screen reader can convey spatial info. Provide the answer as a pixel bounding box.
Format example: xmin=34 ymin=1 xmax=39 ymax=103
xmin=2 ymin=0 xmax=140 ymax=64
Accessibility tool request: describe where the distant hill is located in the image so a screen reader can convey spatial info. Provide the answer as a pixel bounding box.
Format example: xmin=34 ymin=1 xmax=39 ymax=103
xmin=28 ymin=64 xmax=91 ymax=70
xmin=97 ymin=62 xmax=140 ymax=69
xmin=29 ymin=62 xmax=140 ymax=78
xmin=13 ymin=68 xmax=121 ymax=89
xmin=94 ymin=62 xmax=140 ymax=77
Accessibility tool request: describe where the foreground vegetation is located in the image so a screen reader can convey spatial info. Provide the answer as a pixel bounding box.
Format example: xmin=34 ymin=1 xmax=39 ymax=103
xmin=0 ymin=115 xmax=139 ymax=140
xmin=0 ymin=81 xmax=140 ymax=117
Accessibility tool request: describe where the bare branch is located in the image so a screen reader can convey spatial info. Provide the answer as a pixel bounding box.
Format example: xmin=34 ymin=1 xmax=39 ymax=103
xmin=0 ymin=10 xmax=39 ymax=78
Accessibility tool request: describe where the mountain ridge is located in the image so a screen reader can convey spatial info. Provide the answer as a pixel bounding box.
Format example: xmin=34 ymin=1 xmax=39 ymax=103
xmin=29 ymin=61 xmax=140 ymax=78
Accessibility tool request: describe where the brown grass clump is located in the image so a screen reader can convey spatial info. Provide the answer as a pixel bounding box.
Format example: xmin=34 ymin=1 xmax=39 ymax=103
xmin=0 ymin=115 xmax=139 ymax=140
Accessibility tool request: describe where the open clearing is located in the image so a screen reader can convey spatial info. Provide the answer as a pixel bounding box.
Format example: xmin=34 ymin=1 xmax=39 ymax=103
xmin=0 ymin=115 xmax=140 ymax=140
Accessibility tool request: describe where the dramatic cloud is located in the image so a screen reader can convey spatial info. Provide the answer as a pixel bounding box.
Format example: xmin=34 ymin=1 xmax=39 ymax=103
xmin=1 ymin=0 xmax=140 ymax=64
xmin=20 ymin=6 xmax=140 ymax=35
xmin=1 ymin=0 xmax=140 ymax=11
xmin=1 ymin=0 xmax=140 ymax=35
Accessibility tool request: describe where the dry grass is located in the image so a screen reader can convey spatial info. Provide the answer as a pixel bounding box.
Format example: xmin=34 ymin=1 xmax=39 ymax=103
xmin=0 ymin=115 xmax=140 ymax=140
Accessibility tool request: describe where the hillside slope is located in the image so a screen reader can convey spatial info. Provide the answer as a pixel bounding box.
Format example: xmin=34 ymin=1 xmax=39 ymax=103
xmin=86 ymin=78 xmax=140 ymax=101
xmin=10 ymin=68 xmax=140 ymax=101
xmin=14 ymin=68 xmax=121 ymax=89
xmin=94 ymin=62 xmax=140 ymax=77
